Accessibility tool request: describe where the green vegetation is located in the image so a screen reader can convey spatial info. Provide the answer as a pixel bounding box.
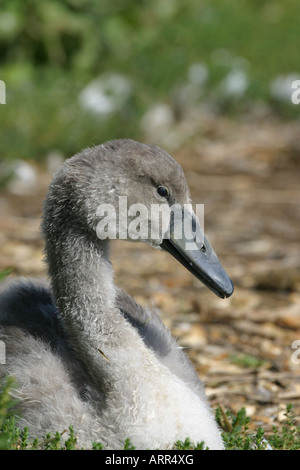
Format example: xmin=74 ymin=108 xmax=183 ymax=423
xmin=0 ymin=377 xmax=299 ymax=450
xmin=229 ymin=352 xmax=268 ymax=369
xmin=0 ymin=269 xmax=12 ymax=282
xmin=0 ymin=0 xmax=300 ymax=162
xmin=218 ymin=403 xmax=300 ymax=450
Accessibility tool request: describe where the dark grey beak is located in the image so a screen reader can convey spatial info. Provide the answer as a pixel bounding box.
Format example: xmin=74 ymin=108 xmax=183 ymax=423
xmin=160 ymin=209 xmax=234 ymax=299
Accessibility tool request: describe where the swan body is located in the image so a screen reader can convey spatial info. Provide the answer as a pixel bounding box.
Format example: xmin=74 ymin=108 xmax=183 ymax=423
xmin=0 ymin=139 xmax=233 ymax=449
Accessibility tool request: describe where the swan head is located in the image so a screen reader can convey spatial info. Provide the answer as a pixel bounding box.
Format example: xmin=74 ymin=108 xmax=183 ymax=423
xmin=44 ymin=139 xmax=234 ymax=299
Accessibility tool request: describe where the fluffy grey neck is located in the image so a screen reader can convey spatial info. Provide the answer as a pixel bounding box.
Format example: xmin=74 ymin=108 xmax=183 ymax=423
xmin=45 ymin=225 xmax=122 ymax=388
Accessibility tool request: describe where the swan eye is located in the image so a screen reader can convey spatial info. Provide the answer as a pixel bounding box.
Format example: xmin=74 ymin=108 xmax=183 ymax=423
xmin=157 ymin=186 xmax=169 ymax=199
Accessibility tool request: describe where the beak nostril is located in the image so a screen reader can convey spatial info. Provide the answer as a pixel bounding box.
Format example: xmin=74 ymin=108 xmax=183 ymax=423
xmin=193 ymin=236 xmax=206 ymax=253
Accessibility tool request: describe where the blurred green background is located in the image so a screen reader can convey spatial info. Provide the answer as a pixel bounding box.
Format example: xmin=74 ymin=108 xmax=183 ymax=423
xmin=0 ymin=0 xmax=300 ymax=163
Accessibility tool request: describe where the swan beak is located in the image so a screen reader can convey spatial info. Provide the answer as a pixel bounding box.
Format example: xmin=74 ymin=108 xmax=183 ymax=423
xmin=160 ymin=210 xmax=234 ymax=299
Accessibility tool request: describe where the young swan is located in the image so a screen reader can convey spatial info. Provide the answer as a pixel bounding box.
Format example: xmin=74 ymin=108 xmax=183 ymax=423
xmin=0 ymin=139 xmax=233 ymax=449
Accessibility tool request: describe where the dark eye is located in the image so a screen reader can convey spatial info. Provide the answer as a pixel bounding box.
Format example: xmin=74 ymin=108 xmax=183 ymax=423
xmin=157 ymin=186 xmax=169 ymax=199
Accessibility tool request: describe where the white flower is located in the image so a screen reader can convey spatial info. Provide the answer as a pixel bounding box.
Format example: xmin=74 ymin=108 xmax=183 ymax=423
xmin=221 ymin=69 xmax=249 ymax=97
xmin=79 ymin=73 xmax=132 ymax=116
